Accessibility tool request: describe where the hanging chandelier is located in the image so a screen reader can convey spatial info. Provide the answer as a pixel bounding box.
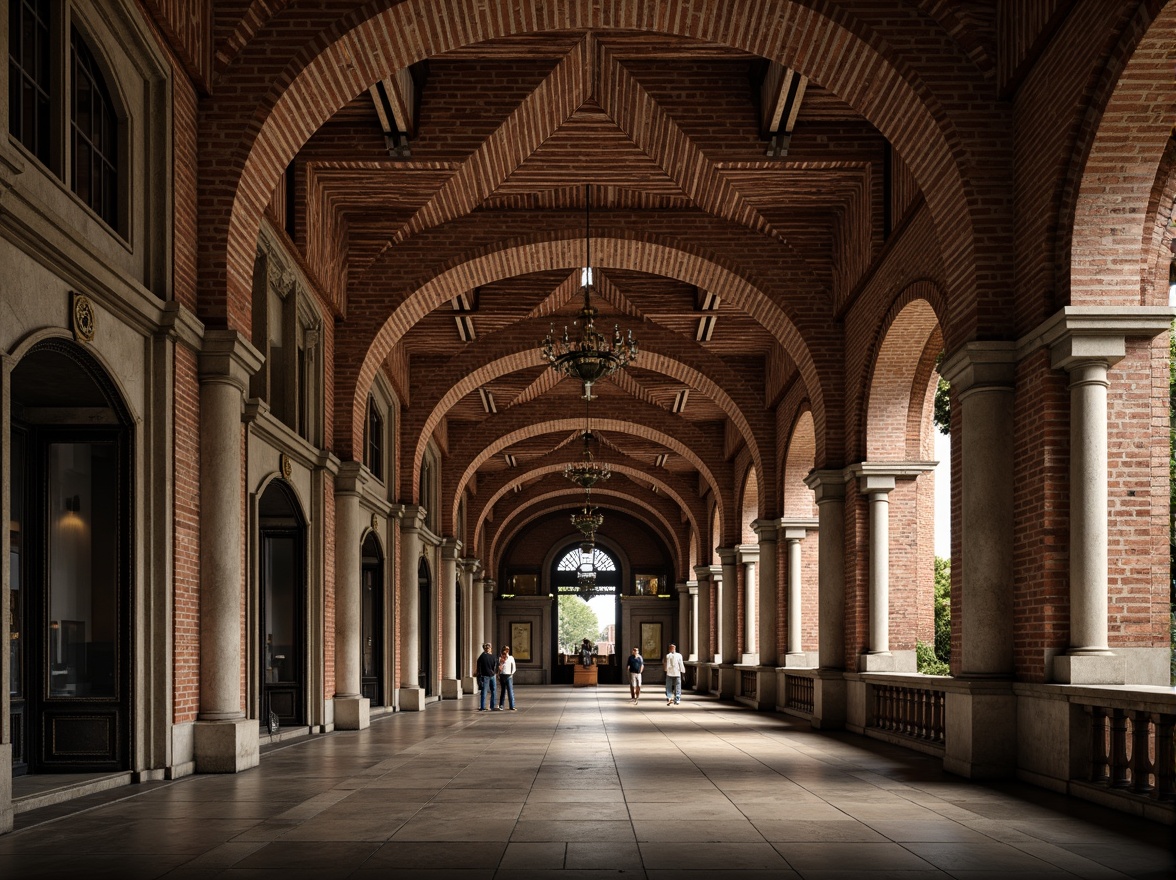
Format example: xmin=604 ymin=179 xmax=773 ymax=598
xmin=571 ymin=502 xmax=603 ymax=539
xmin=540 ymin=184 xmax=638 ymax=400
xmin=564 ymin=395 xmax=611 ymax=489
xmin=576 ymin=540 xmax=598 ymax=598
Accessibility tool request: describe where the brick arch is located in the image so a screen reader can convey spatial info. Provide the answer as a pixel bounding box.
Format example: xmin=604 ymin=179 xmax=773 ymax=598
xmin=862 ymin=282 xmax=946 ymax=461
xmin=1141 ymin=138 xmax=1176 ymax=305
xmin=469 ymin=458 xmax=702 ymax=555
xmin=352 ymin=231 xmax=814 ymax=494
xmin=403 ymin=318 xmax=773 ymax=511
xmin=486 ymin=488 xmax=686 ymax=579
xmin=739 ymin=466 xmax=759 ymax=544
xmin=1067 ymin=2 xmax=1176 ymax=305
xmin=782 ymin=408 xmax=818 ymax=518
xmin=204 ymin=0 xmax=982 ymax=398
xmin=446 ymin=413 xmax=728 ymax=532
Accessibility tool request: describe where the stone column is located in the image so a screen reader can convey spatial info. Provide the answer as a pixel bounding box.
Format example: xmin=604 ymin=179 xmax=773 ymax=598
xmin=716 ymin=549 xmax=738 ymax=664
xmin=777 ymin=519 xmax=817 ymax=666
xmin=195 ymin=330 xmax=262 ymax=773
xmin=803 ymin=470 xmax=847 ymax=729
xmin=859 ymin=473 xmax=895 ymax=665
xmin=693 ymin=565 xmax=713 ymax=691
xmin=398 ymin=505 xmax=425 ymax=710
xmin=689 ymin=585 xmax=699 ymax=661
xmin=752 ymin=522 xmax=778 ymax=668
xmin=941 ymin=344 xmax=1017 ymax=679
xmin=440 ymin=539 xmax=462 ymax=699
xmin=333 ymin=463 xmax=370 ymax=730
xmin=737 ymin=544 xmax=759 ymax=664
xmin=675 ymin=582 xmax=690 ymax=660
xmin=460 ymin=558 xmax=481 ymax=690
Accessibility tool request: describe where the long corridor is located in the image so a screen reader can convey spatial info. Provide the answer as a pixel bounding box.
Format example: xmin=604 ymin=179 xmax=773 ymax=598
xmin=2 ymin=688 xmax=1173 ymax=879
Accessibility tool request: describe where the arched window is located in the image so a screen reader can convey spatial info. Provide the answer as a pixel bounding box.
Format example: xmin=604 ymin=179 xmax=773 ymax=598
xmin=557 ymin=547 xmax=616 ymax=573
xmin=70 ymin=26 xmax=119 ymax=228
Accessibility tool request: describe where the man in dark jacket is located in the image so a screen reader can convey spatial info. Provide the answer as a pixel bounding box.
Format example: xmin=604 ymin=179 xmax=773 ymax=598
xmin=476 ymin=643 xmax=499 ymax=711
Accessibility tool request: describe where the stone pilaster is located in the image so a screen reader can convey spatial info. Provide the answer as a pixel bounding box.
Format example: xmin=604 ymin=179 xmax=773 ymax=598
xmin=460 ymin=558 xmax=481 ymax=691
xmin=675 ymin=582 xmax=691 ymax=661
xmin=693 ymin=565 xmax=713 ymax=691
xmin=803 ymin=470 xmax=848 ymax=730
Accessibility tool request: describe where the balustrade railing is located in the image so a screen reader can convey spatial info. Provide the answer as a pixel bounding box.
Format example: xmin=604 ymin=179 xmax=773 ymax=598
xmin=783 ymin=673 xmax=814 ymax=714
xmin=740 ymin=670 xmax=757 ymax=700
xmin=870 ymin=683 xmax=945 ymax=746
xmin=1085 ymin=705 xmax=1175 ymax=803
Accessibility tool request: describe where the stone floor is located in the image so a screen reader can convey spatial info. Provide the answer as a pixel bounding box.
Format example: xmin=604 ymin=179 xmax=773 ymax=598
xmin=2 ymin=686 xmax=1174 ymax=878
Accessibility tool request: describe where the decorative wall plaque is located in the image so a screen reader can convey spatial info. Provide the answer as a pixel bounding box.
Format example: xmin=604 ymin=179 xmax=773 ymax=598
xmin=370 ymin=513 xmax=379 ymax=533
xmin=71 ymin=293 xmax=96 ymax=342
xmin=279 ymin=453 xmax=293 ymax=480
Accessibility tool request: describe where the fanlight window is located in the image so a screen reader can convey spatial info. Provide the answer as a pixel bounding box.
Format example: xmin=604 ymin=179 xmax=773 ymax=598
xmin=557 ymin=548 xmax=615 ymax=572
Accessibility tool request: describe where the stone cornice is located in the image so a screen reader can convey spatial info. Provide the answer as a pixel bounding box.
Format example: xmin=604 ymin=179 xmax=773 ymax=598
xmin=938 ymin=341 xmax=1017 ymax=393
xmin=198 ymin=329 xmax=263 ymax=392
xmin=803 ymin=469 xmax=848 ymax=502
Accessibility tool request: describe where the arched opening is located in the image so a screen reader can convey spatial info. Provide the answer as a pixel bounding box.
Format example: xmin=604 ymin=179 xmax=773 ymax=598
xmin=418 ymin=557 xmax=432 ymax=695
xmin=258 ymin=480 xmax=306 ymax=728
xmin=551 ymin=541 xmax=621 ymax=684
xmin=360 ymin=531 xmax=384 ymax=705
xmin=9 ymin=339 xmax=134 ymax=774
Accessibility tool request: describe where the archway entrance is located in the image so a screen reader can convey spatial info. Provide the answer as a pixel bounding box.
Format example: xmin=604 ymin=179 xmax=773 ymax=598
xmin=258 ymin=481 xmax=306 ymax=729
xmin=9 ymin=340 xmax=133 ymax=774
xmin=360 ymin=532 xmax=384 ymax=705
xmin=551 ymin=542 xmax=621 ymax=684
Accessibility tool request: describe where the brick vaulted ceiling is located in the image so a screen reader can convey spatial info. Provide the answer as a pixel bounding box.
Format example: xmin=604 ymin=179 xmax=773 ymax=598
xmin=267 ymin=23 xmax=902 ymax=561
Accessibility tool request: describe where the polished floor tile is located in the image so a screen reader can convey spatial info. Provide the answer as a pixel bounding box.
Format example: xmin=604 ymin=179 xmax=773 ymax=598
xmin=4 ymin=686 xmax=1174 ymax=879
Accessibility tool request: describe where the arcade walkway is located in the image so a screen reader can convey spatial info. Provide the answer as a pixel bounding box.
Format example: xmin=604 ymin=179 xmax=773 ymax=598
xmin=3 ymin=687 xmax=1173 ymax=878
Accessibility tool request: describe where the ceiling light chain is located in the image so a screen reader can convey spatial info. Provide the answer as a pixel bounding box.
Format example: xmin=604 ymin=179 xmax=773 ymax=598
xmin=540 ymin=184 xmax=638 ymax=400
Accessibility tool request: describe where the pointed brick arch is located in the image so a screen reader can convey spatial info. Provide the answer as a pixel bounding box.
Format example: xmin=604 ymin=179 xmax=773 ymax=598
xmin=201 ymin=0 xmax=985 ymax=383
xmin=782 ymin=408 xmax=817 ymax=518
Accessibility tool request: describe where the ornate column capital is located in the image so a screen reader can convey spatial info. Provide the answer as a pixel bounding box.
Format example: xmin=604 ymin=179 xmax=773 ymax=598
xmin=735 ymin=544 xmax=759 ymax=565
xmin=198 ymin=329 xmax=263 ymax=393
xmin=440 ymin=538 xmax=463 ymax=560
xmin=803 ymin=469 xmax=847 ymax=503
xmin=1017 ymin=306 xmax=1175 ymax=371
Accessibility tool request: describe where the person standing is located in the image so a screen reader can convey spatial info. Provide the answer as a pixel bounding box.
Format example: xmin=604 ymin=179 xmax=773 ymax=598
xmin=626 ymin=647 xmax=645 ymax=704
xmin=663 ymin=642 xmax=685 ymax=705
xmin=498 ymin=646 xmax=517 ymax=710
xmin=476 ymin=642 xmax=499 ymax=710
xmin=579 ymin=638 xmax=594 ymax=667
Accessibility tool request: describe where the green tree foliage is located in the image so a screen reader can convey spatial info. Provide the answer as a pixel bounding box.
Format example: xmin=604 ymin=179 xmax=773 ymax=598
xmin=558 ymin=595 xmax=599 ymax=654
xmin=933 ymin=353 xmax=950 ymax=435
xmin=918 ymin=556 xmax=952 ymax=675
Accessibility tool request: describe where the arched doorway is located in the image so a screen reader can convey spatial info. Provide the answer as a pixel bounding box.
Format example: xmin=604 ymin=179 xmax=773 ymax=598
xmin=258 ymin=480 xmax=306 ymax=728
xmin=360 ymin=531 xmax=384 ymax=705
xmin=9 ymin=340 xmax=133 ymax=774
xmin=418 ymin=557 xmax=432 ymax=695
xmin=551 ymin=542 xmax=621 ymax=684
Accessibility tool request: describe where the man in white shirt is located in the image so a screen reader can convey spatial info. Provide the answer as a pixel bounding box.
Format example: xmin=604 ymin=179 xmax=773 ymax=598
xmin=663 ymin=643 xmax=685 ymax=705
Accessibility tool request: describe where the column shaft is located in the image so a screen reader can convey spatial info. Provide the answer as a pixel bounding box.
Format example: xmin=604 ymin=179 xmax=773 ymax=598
xmin=399 ymin=515 xmax=423 ymax=688
xmin=440 ymin=542 xmax=459 ymax=680
xmin=676 ymin=584 xmax=690 ymax=660
xmin=1069 ymin=361 xmax=1111 ymax=652
xmin=689 ymin=587 xmax=699 ymax=661
xmin=753 ymin=526 xmax=777 ymax=667
xmin=333 ymin=490 xmax=362 ymax=698
xmin=868 ymin=491 xmax=891 ymax=654
xmin=718 ymin=551 xmax=738 ymax=664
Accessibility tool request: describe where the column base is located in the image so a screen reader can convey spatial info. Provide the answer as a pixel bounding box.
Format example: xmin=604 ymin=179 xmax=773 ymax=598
xmin=1053 ymin=652 xmax=1124 ymax=685
xmin=461 ymin=675 xmax=477 ymax=693
xmin=0 ymin=743 xmax=11 ymax=834
xmin=944 ymin=685 xmax=1016 ymax=779
xmin=441 ymin=679 xmax=463 ymax=699
xmin=812 ymin=670 xmax=847 ymax=730
xmin=399 ymin=687 xmax=426 ymax=711
xmin=740 ymin=652 xmax=759 ymax=666
xmin=194 ymin=717 xmax=260 ymax=773
xmin=334 ymin=695 xmax=370 ymax=730
xmin=784 ymin=652 xmax=817 ymax=668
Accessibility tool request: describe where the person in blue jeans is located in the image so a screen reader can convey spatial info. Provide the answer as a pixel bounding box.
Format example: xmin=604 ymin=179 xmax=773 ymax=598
xmin=476 ymin=643 xmax=498 ymax=710
xmin=497 ymin=646 xmax=517 ymax=710
xmin=663 ymin=643 xmax=685 ymax=705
